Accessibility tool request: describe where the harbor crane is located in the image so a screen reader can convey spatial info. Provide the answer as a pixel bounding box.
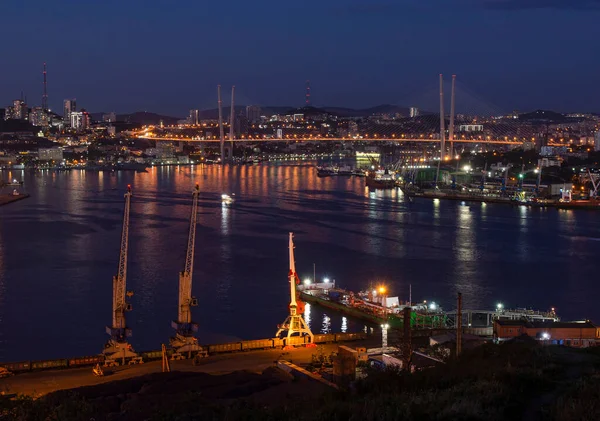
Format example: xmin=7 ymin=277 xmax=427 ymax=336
xmin=103 ymin=185 xmax=140 ymax=366
xmin=170 ymin=184 xmax=205 ymax=359
xmin=276 ymin=233 xmax=314 ymax=345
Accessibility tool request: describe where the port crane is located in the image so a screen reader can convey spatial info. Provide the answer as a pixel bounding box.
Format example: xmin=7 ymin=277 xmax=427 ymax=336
xmin=276 ymin=233 xmax=314 ymax=345
xmin=170 ymin=184 xmax=204 ymax=359
xmin=103 ymin=185 xmax=140 ymax=366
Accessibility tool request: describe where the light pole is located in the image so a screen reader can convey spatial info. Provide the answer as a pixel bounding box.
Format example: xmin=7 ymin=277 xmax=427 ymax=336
xmin=381 ymin=323 xmax=389 ymax=350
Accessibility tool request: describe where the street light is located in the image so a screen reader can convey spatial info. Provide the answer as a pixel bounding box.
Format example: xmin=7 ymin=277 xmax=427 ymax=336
xmin=323 ymin=277 xmax=330 ymax=283
xmin=304 ymin=278 xmax=311 ymax=286
xmin=496 ymin=303 xmax=504 ymax=311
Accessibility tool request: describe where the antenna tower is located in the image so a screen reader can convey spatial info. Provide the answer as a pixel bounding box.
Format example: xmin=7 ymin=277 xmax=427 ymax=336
xmin=305 ymin=80 xmax=311 ymax=106
xmin=42 ymin=62 xmax=48 ymax=111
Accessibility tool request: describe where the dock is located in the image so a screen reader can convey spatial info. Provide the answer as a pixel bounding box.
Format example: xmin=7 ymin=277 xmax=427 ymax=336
xmin=0 ymin=193 xmax=29 ymax=206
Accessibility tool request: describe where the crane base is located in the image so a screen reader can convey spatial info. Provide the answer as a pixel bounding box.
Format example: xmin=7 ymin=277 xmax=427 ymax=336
xmin=170 ymin=334 xmax=204 ymax=356
xmin=103 ymin=339 xmax=138 ymax=363
xmin=275 ymin=314 xmax=314 ymax=344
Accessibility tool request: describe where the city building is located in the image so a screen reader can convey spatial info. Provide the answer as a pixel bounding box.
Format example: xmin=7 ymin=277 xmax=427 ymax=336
xmin=189 ymin=109 xmax=199 ymax=125
xmin=70 ymin=110 xmax=90 ymax=132
xmin=29 ymin=107 xmax=48 ymax=127
xmin=494 ymin=320 xmax=600 ymax=348
xmin=102 ymin=112 xmax=117 ymax=123
xmin=595 ymin=131 xmax=600 ymax=152
xmin=38 ymin=147 xmax=64 ymax=161
xmin=63 ymin=99 xmax=77 ymax=126
xmin=246 ymin=105 xmax=261 ymax=123
xmin=410 ymin=107 xmax=419 ymax=118
xmin=6 ymin=100 xmax=28 ymax=120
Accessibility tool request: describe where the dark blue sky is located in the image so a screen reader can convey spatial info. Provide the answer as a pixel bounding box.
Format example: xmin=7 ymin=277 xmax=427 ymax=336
xmin=1 ymin=0 xmax=599 ymax=116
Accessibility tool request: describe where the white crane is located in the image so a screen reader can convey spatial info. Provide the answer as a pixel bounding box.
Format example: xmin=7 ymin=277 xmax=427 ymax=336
xmin=275 ymin=233 xmax=314 ymax=346
xmin=170 ymin=184 xmax=205 ymax=359
xmin=103 ymin=185 xmax=140 ymax=366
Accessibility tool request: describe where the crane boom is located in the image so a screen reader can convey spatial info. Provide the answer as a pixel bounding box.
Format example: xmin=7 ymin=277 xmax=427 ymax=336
xmin=113 ymin=185 xmax=132 ymax=332
xmin=178 ymin=184 xmax=199 ymax=324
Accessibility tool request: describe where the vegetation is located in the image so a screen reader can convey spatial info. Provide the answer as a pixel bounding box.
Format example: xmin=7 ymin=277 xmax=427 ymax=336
xmin=2 ymin=339 xmax=600 ymax=420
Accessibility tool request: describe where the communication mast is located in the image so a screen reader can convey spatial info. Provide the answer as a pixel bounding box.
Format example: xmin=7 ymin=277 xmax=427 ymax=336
xmin=275 ymin=233 xmax=314 ymax=345
xmin=103 ymin=185 xmax=138 ymax=365
xmin=42 ymin=62 xmax=48 ymax=112
xmin=170 ymin=184 xmax=203 ymax=357
xmin=305 ymin=80 xmax=311 ymax=106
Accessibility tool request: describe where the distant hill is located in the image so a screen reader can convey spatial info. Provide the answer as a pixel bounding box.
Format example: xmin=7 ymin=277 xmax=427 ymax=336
xmin=197 ymin=104 xmax=417 ymax=119
xmin=519 ymin=110 xmax=566 ymax=123
xmin=117 ymin=112 xmax=181 ymax=126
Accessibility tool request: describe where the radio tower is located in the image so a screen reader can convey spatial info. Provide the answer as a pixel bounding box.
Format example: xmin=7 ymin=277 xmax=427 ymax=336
xmin=42 ymin=62 xmax=48 ymax=112
xmin=305 ymin=80 xmax=311 ymax=107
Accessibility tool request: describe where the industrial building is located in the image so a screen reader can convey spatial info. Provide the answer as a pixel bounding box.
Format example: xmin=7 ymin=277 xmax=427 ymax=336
xmin=494 ymin=320 xmax=600 ymax=347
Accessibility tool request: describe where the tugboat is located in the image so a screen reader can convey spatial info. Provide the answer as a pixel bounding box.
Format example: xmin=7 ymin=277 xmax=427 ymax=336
xmin=365 ymin=169 xmax=396 ymax=189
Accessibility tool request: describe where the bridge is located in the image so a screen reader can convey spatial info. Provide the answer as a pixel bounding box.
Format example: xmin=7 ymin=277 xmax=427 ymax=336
xmin=135 ymin=134 xmax=524 ymax=146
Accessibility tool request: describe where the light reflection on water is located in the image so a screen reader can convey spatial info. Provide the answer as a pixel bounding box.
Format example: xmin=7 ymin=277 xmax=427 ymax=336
xmin=0 ymin=164 xmax=598 ymax=360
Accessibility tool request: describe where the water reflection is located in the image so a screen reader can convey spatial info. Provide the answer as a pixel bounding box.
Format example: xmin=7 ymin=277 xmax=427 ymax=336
xmin=341 ymin=316 xmax=347 ymax=333
xmin=321 ymin=314 xmax=331 ymax=334
xmin=304 ymin=303 xmax=311 ymax=328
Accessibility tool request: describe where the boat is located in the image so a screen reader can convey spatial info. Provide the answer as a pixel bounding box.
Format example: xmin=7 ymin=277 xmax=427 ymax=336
xmin=298 ymin=283 xmax=559 ymax=336
xmin=352 ymin=168 xmax=366 ymax=177
xmin=298 ymin=283 xmax=446 ymax=329
xmin=337 ymin=166 xmax=353 ymax=176
xmin=365 ymin=170 xmax=396 ymax=189
xmin=316 ymin=166 xmax=337 ymax=177
xmin=221 ymin=193 xmax=235 ymax=204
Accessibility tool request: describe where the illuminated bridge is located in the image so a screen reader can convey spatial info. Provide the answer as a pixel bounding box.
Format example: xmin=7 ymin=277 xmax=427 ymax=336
xmin=135 ymin=134 xmax=523 ymax=146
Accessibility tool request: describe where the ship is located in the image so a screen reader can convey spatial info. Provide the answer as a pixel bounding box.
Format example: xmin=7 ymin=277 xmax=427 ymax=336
xmin=365 ymin=170 xmax=396 ymax=189
xmin=298 ymin=282 xmax=559 ymax=336
xmin=316 ymin=166 xmax=337 ymax=177
xmin=298 ymin=282 xmax=446 ymax=330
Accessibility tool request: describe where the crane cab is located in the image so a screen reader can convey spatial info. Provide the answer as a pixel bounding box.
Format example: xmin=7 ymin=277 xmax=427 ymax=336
xmin=191 ymin=298 xmax=198 ymax=306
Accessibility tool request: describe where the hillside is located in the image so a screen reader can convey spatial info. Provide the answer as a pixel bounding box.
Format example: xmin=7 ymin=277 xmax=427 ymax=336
xmin=3 ymin=339 xmax=600 ymax=420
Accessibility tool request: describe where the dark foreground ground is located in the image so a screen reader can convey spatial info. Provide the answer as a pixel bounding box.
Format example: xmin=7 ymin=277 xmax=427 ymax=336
xmin=2 ymin=338 xmax=600 ymax=420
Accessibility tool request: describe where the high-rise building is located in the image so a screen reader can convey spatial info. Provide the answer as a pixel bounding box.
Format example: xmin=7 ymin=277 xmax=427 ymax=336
xmin=103 ymin=112 xmax=117 ymax=123
xmin=189 ymin=109 xmax=199 ymax=125
xmin=11 ymin=100 xmax=28 ymax=120
xmin=409 ymin=107 xmax=419 ymax=118
xmin=70 ymin=110 xmax=90 ymax=132
xmin=246 ymin=105 xmax=261 ymax=123
xmin=29 ymin=107 xmax=49 ymax=127
xmin=63 ymin=99 xmax=76 ymax=126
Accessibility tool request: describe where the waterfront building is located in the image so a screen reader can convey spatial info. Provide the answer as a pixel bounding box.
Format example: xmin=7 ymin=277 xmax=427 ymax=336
xmin=494 ymin=320 xmax=600 ymax=348
xmin=38 ymin=147 xmax=64 ymax=161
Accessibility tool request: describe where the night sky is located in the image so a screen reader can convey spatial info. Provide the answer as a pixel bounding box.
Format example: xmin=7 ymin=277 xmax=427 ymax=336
xmin=1 ymin=0 xmax=599 ymax=116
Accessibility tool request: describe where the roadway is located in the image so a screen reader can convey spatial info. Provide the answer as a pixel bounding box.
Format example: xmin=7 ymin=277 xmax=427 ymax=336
xmin=2 ymin=340 xmax=378 ymax=398
xmin=136 ymin=136 xmax=522 ymax=145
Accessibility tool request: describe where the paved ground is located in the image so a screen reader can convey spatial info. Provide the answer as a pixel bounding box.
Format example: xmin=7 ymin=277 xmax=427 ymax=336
xmin=2 ymin=341 xmax=375 ymax=397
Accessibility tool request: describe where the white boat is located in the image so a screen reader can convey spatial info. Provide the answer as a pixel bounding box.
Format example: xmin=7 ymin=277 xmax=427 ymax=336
xmin=221 ymin=193 xmax=235 ymax=204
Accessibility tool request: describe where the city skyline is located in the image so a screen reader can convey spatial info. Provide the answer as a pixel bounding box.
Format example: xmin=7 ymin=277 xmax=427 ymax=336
xmin=1 ymin=0 xmax=599 ymax=116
